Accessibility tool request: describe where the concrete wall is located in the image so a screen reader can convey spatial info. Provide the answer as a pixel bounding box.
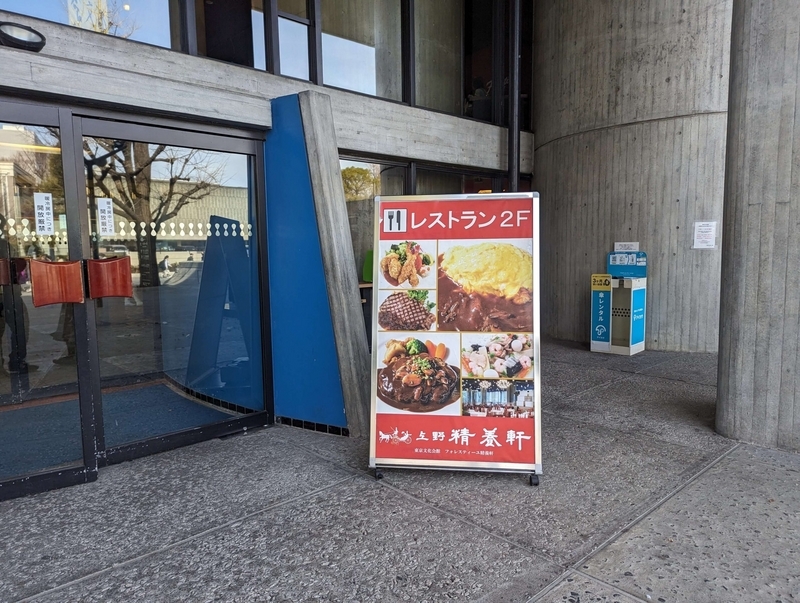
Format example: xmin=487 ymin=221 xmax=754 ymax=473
xmin=0 ymin=10 xmax=532 ymax=175
xmin=717 ymin=0 xmax=800 ymax=452
xmin=533 ymin=0 xmax=732 ymax=352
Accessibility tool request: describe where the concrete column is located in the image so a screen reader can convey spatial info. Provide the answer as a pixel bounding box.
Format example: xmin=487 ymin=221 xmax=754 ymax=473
xmin=717 ymin=0 xmax=800 ymax=451
xmin=533 ymin=0 xmax=732 ymax=352
xmin=298 ymin=91 xmax=371 ymax=438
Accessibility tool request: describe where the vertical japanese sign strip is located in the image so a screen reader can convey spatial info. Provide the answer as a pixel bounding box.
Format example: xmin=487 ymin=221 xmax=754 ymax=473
xmin=590 ymin=274 xmax=612 ymax=350
xmin=96 ymin=198 xmax=116 ymax=236
xmin=34 ymin=192 xmax=55 ymax=236
xmin=369 ymin=193 xmax=541 ymax=474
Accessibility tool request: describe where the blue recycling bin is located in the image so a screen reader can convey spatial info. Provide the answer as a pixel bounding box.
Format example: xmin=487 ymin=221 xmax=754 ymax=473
xmin=590 ymin=251 xmax=647 ymax=356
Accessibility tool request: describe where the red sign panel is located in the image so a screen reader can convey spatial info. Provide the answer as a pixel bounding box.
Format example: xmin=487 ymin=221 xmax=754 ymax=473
xmin=375 ymin=415 xmax=535 ymax=465
xmin=379 ymin=199 xmax=534 ymax=240
xmin=369 ymin=194 xmax=541 ymax=473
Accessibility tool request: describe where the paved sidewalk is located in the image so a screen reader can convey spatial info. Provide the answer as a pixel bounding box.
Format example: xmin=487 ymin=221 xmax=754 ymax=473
xmin=1 ymin=340 xmax=798 ymax=602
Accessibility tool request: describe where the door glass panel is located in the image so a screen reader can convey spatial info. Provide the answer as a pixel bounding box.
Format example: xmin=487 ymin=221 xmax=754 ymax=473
xmin=83 ymin=137 xmax=263 ymax=448
xmin=0 ymin=122 xmax=83 ymax=481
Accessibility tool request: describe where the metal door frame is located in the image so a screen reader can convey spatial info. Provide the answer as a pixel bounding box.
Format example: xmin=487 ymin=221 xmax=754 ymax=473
xmin=0 ymin=97 xmax=274 ymax=500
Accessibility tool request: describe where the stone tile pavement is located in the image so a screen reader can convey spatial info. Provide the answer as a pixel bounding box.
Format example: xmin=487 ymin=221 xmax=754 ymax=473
xmin=1 ymin=339 xmax=798 ymax=602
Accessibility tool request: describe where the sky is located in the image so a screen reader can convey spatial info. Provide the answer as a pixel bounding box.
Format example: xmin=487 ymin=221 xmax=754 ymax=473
xmin=322 ymin=33 xmax=376 ymax=96
xmin=0 ymin=0 xmax=171 ymax=47
xmin=148 ymin=147 xmax=250 ymax=189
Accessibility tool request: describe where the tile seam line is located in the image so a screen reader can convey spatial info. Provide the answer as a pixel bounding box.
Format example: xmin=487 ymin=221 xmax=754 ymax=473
xmin=550 ymin=353 xmax=681 ymax=402
xmin=525 ymin=568 xmax=572 ymax=603
xmin=628 ymin=353 xmax=692 ymax=375
xmin=552 ymin=354 xmax=716 ymax=404
xmin=544 ymin=353 xmax=676 ymax=370
xmin=528 ymin=443 xmax=740 ymax=603
xmin=561 ymin=373 xmax=632 ymax=401
xmin=623 ymin=374 xmax=717 ymax=387
xmin=277 ymin=434 xmax=717 ymax=573
xmin=15 ymin=475 xmax=359 ymax=603
xmin=534 ymin=110 xmax=728 ymax=152
xmin=573 ymin=569 xmax=651 ymax=603
xmin=544 ymin=362 xmax=716 ymax=389
xmin=268 ymin=431 xmax=368 ymax=477
xmin=570 ymin=442 xmax=741 ymax=572
xmin=376 ymin=479 xmax=563 ymax=568
xmin=527 ymin=569 xmax=650 ymax=603
xmin=540 ymin=407 xmax=733 ymax=458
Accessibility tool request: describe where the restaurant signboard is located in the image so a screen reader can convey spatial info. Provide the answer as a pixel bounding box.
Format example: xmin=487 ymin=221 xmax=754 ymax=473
xmin=369 ymin=193 xmax=541 ymax=476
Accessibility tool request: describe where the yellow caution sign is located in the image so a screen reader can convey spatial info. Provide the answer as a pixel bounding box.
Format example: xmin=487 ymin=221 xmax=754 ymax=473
xmin=591 ymin=274 xmax=612 ymax=291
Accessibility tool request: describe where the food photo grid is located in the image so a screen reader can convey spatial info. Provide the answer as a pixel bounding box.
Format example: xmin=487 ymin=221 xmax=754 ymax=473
xmin=374 ymin=237 xmax=535 ymax=418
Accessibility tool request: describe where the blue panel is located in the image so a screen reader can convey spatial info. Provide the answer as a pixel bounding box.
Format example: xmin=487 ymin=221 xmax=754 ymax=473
xmin=175 ymin=216 xmax=263 ymax=411
xmin=264 ymin=95 xmax=348 ymax=427
xmin=631 ymin=287 xmax=646 ymax=345
xmin=591 ymin=290 xmax=611 ymax=343
xmin=159 ymin=214 xmax=263 ymax=411
xmin=607 ymin=251 xmax=648 ymax=278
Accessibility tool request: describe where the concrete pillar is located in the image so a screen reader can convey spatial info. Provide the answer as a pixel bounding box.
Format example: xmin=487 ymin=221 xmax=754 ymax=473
xmin=298 ymin=91 xmax=371 ymax=438
xmin=717 ymin=0 xmax=800 ymax=451
xmin=533 ymin=0 xmax=732 ymax=351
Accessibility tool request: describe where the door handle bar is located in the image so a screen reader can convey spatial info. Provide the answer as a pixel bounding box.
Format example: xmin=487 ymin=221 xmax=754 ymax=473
xmin=25 ymin=257 xmax=133 ymax=307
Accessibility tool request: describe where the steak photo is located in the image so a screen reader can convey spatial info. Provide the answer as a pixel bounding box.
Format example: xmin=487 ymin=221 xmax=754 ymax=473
xmin=378 ymin=291 xmax=436 ymax=331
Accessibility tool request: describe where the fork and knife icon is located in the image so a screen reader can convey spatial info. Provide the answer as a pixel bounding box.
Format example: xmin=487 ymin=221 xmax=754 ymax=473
xmin=385 ymin=209 xmax=405 ymax=232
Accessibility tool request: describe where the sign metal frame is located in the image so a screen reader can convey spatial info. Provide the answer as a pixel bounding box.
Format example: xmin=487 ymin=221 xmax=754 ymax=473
xmin=368 ymin=193 xmax=541 ymax=476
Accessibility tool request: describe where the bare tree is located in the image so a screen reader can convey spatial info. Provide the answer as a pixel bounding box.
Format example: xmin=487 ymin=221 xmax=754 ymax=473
xmin=84 ymin=139 xmax=224 ymax=286
xmin=66 ymin=0 xmax=138 ymax=38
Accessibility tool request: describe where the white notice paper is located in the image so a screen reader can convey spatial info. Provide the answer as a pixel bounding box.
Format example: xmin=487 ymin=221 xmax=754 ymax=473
xmin=614 ymin=242 xmax=639 ymax=251
xmin=96 ymin=198 xmax=116 ymax=236
xmin=693 ymin=221 xmax=717 ymax=249
xmin=34 ymin=192 xmax=55 ymax=235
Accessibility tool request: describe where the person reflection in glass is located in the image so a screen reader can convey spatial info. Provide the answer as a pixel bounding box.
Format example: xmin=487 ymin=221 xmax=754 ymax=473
xmin=0 ymin=213 xmax=34 ymax=374
xmin=51 ymin=302 xmax=76 ymax=365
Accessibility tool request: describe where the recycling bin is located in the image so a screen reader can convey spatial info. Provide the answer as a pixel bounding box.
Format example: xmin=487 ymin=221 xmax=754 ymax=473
xmin=590 ymin=251 xmax=647 ymax=356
